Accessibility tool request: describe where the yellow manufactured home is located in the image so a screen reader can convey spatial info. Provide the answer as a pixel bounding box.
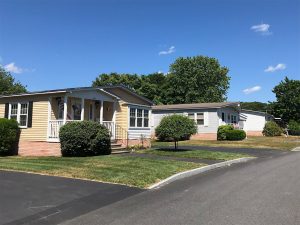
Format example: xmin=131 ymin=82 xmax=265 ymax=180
xmin=0 ymin=86 xmax=153 ymax=156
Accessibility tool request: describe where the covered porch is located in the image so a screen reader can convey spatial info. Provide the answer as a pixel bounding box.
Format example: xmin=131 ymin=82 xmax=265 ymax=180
xmin=47 ymin=90 xmax=118 ymax=142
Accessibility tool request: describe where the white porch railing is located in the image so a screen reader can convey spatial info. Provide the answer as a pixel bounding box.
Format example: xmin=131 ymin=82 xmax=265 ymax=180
xmin=102 ymin=121 xmax=115 ymax=140
xmin=48 ymin=120 xmax=64 ymax=141
xmin=48 ymin=120 xmax=116 ymax=142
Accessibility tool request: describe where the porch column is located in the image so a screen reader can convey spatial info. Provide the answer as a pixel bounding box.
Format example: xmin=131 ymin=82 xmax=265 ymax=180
xmin=99 ymin=100 xmax=103 ymax=124
xmin=112 ymin=102 xmax=116 ymax=123
xmin=63 ymin=96 xmax=68 ymax=124
xmin=47 ymin=97 xmax=52 ymax=139
xmin=81 ymin=98 xmax=85 ymax=121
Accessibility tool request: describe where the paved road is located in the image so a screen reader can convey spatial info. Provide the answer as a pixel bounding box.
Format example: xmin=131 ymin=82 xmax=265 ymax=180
xmin=0 ymin=171 xmax=142 ymax=225
xmin=61 ymin=152 xmax=300 ymax=225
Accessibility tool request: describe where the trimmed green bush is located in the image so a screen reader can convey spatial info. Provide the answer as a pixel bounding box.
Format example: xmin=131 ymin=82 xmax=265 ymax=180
xmin=225 ymin=129 xmax=246 ymax=141
xmin=217 ymin=125 xmax=234 ymax=140
xmin=59 ymin=121 xmax=111 ymax=157
xmin=0 ymin=118 xmax=20 ymax=156
xmin=263 ymin=121 xmax=282 ymax=137
xmin=288 ymin=120 xmax=300 ymax=136
xmin=155 ymin=114 xmax=197 ymax=150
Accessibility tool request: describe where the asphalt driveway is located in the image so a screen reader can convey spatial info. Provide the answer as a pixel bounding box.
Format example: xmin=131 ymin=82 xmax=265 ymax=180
xmin=0 ymin=171 xmax=143 ymax=225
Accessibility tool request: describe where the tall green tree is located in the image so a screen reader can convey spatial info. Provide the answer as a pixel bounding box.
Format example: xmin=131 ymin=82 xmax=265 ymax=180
xmin=240 ymin=102 xmax=270 ymax=112
xmin=0 ymin=67 xmax=27 ymax=95
xmin=163 ymin=56 xmax=230 ymax=104
xmin=270 ymin=77 xmax=300 ymax=123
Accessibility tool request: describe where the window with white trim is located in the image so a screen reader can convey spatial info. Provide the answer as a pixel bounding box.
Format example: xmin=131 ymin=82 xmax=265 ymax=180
xmin=9 ymin=102 xmax=29 ymax=128
xmin=129 ymin=108 xmax=149 ymax=128
xmin=188 ymin=112 xmax=204 ymax=125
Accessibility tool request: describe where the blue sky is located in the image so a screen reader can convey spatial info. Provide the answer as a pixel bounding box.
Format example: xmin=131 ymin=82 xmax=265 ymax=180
xmin=0 ymin=0 xmax=299 ymax=102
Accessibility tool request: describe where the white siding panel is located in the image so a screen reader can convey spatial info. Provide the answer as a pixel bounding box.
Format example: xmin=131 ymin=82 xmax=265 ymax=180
xmin=128 ymin=128 xmax=151 ymax=139
xmin=243 ymin=112 xmax=266 ymax=131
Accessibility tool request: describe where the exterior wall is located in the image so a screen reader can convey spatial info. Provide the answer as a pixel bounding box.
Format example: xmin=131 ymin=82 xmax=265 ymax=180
xmin=242 ymin=111 xmax=267 ymax=132
xmin=116 ymin=138 xmax=151 ymax=148
xmin=115 ymin=100 xmax=128 ymax=131
xmin=217 ymin=107 xmax=240 ymax=126
xmin=19 ymin=141 xmax=61 ymax=156
xmin=0 ymin=95 xmax=53 ymax=141
xmin=151 ymin=109 xmax=220 ymax=135
xmin=246 ymin=131 xmax=263 ymax=136
xmin=190 ymin=133 xmax=217 ymax=140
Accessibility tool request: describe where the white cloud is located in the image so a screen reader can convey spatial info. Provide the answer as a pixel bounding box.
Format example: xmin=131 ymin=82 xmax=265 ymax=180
xmin=264 ymin=63 xmax=286 ymax=72
xmin=243 ymin=86 xmax=261 ymax=94
xmin=3 ymin=62 xmax=23 ymax=74
xmin=251 ymin=23 xmax=271 ymax=35
xmin=158 ymin=46 xmax=175 ymax=55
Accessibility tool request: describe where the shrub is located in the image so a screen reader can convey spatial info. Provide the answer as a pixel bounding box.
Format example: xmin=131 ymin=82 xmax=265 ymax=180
xmin=217 ymin=125 xmax=234 ymax=140
xmin=59 ymin=121 xmax=111 ymax=156
xmin=288 ymin=120 xmax=300 ymax=136
xmin=263 ymin=121 xmax=282 ymax=137
xmin=155 ymin=114 xmax=197 ymax=150
xmin=225 ymin=129 xmax=246 ymax=141
xmin=0 ymin=118 xmax=20 ymax=156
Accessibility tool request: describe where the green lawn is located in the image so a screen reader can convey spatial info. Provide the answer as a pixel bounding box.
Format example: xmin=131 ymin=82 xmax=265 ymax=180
xmin=0 ymin=155 xmax=204 ymax=188
xmin=152 ymin=136 xmax=300 ymax=150
xmin=137 ymin=149 xmax=251 ymax=161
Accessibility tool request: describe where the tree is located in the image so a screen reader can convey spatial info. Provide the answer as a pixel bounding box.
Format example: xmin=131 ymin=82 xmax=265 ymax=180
xmin=240 ymin=102 xmax=270 ymax=112
xmin=163 ymin=56 xmax=230 ymax=104
xmin=91 ymin=56 xmax=230 ymax=104
xmin=270 ymin=77 xmax=300 ymax=123
xmin=155 ymin=115 xmax=197 ymax=150
xmin=0 ymin=67 xmax=27 ymax=95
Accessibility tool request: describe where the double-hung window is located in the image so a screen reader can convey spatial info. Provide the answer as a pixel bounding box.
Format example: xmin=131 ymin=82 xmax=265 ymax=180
xmin=188 ymin=112 xmax=204 ymax=125
xmin=129 ymin=107 xmax=149 ymax=128
xmin=9 ymin=102 xmax=29 ymax=128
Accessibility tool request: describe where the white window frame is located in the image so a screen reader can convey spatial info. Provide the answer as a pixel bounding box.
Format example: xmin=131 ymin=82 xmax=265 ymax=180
xmin=187 ymin=112 xmax=205 ymax=126
xmin=8 ymin=102 xmax=29 ymax=128
xmin=129 ymin=107 xmax=150 ymax=128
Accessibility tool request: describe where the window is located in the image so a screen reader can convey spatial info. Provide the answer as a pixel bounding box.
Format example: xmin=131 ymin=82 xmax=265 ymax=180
xmin=231 ymin=115 xmax=237 ymax=124
xmin=188 ymin=113 xmax=195 ymax=120
xmin=196 ymin=113 xmax=204 ymax=125
xmin=188 ymin=112 xmax=204 ymax=125
xmin=221 ymin=112 xmax=225 ymax=122
xmin=130 ymin=108 xmax=136 ymax=127
xmin=57 ymin=99 xmax=64 ymax=119
xmin=9 ymin=102 xmax=29 ymax=128
xmin=89 ymin=104 xmax=93 ymax=120
xmin=144 ymin=110 xmax=149 ymax=127
xmin=129 ymin=108 xmax=150 ymax=128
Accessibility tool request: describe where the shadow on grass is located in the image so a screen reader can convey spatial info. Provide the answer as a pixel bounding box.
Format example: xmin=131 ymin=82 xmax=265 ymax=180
xmin=154 ymin=148 xmax=192 ymax=152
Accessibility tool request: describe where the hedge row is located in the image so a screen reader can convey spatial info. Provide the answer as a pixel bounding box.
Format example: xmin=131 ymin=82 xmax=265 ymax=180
xmin=217 ymin=125 xmax=246 ymax=141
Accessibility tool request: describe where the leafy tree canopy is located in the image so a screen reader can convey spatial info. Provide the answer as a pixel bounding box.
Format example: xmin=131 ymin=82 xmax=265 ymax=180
xmin=240 ymin=102 xmax=270 ymax=112
xmin=270 ymin=77 xmax=300 ymax=123
xmin=0 ymin=67 xmax=27 ymax=95
xmin=92 ymin=56 xmax=230 ymax=104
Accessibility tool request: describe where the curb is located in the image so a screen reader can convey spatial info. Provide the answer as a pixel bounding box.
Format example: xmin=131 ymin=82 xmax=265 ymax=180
xmin=291 ymin=147 xmax=300 ymax=152
xmin=148 ymin=157 xmax=255 ymax=189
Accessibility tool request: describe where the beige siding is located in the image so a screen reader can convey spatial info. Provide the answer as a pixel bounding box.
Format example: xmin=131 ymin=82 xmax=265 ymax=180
xmin=0 ymin=95 xmax=52 ymax=141
xmin=0 ymin=103 xmax=5 ymax=118
xmin=116 ymin=100 xmax=128 ymax=131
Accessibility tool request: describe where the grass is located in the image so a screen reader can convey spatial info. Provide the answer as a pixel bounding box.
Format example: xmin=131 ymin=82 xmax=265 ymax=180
xmin=0 ymin=155 xmax=204 ymax=188
xmin=137 ymin=149 xmax=251 ymax=161
xmin=152 ymin=136 xmax=300 ymax=150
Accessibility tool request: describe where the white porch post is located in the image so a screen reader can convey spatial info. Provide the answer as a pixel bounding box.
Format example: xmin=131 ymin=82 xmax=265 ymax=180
xmin=63 ymin=96 xmax=68 ymax=124
xmin=47 ymin=97 xmax=52 ymax=140
xmin=100 ymin=100 xmax=103 ymax=124
xmin=112 ymin=102 xmax=116 ymax=123
xmin=81 ymin=98 xmax=85 ymax=121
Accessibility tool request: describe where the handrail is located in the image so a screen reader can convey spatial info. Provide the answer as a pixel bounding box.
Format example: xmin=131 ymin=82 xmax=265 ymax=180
xmin=115 ymin=124 xmax=129 ymax=148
